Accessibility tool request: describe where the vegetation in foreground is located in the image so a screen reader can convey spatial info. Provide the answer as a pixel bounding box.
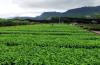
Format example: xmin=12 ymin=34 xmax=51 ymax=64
xmin=0 ymin=24 xmax=100 ymax=65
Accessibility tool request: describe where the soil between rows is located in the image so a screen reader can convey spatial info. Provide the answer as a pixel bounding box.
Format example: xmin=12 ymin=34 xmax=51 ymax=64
xmin=78 ymin=26 xmax=100 ymax=36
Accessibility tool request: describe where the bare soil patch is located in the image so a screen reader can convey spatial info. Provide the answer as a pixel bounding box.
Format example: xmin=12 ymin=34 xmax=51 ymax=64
xmin=79 ymin=27 xmax=100 ymax=36
xmin=89 ymin=31 xmax=100 ymax=36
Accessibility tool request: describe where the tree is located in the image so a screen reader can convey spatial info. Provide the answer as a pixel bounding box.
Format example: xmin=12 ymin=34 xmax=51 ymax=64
xmin=94 ymin=14 xmax=100 ymax=19
xmin=14 ymin=16 xmax=19 ymax=20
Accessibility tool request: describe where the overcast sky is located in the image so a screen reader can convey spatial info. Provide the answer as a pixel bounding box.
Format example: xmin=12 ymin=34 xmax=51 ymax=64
xmin=0 ymin=0 xmax=100 ymax=18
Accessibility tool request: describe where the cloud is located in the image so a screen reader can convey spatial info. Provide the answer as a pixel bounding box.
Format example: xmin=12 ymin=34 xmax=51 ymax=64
xmin=0 ymin=12 xmax=42 ymax=18
xmin=0 ymin=0 xmax=100 ymax=18
xmin=12 ymin=0 xmax=100 ymax=12
xmin=19 ymin=12 xmax=43 ymax=17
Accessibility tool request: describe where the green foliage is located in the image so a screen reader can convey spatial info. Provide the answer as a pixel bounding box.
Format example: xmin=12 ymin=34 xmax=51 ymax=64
xmin=77 ymin=23 xmax=100 ymax=30
xmin=13 ymin=21 xmax=30 ymax=25
xmin=0 ymin=19 xmax=30 ymax=26
xmin=30 ymin=22 xmax=34 ymax=25
xmin=51 ymin=17 xmax=59 ymax=20
xmin=94 ymin=14 xmax=100 ymax=19
xmin=13 ymin=16 xmax=19 ymax=20
xmin=0 ymin=19 xmax=13 ymax=26
xmin=0 ymin=24 xmax=100 ymax=64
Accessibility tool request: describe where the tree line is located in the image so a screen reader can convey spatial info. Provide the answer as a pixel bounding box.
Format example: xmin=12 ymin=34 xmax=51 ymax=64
xmin=0 ymin=18 xmax=38 ymax=27
xmin=50 ymin=14 xmax=100 ymax=24
xmin=0 ymin=14 xmax=100 ymax=27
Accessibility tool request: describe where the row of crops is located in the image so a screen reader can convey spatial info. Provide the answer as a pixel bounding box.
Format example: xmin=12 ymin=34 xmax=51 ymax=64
xmin=77 ymin=23 xmax=100 ymax=30
xmin=0 ymin=24 xmax=100 ymax=65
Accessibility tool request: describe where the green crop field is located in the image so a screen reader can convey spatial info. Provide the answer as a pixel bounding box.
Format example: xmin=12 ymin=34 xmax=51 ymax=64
xmin=0 ymin=24 xmax=100 ymax=65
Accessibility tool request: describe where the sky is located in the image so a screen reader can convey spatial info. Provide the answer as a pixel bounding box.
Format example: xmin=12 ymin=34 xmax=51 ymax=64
xmin=0 ymin=0 xmax=100 ymax=18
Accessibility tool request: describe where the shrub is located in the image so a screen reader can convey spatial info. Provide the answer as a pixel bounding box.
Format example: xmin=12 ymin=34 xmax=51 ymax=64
xmin=0 ymin=19 xmax=13 ymax=26
xmin=30 ymin=22 xmax=34 ymax=25
xmin=0 ymin=19 xmax=30 ymax=26
xmin=13 ymin=20 xmax=30 ymax=25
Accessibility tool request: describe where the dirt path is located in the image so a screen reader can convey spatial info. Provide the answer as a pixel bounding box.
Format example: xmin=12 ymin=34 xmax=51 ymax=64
xmin=79 ymin=27 xmax=100 ymax=36
xmin=89 ymin=31 xmax=100 ymax=36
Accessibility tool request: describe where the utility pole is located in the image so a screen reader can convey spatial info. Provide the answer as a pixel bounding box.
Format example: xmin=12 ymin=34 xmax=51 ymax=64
xmin=59 ymin=17 xmax=60 ymax=32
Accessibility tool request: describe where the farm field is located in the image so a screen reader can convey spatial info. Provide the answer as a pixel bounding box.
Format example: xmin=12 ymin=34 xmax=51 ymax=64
xmin=0 ymin=24 xmax=100 ymax=65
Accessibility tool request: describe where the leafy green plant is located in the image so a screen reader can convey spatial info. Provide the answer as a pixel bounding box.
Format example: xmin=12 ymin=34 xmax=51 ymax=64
xmin=0 ymin=24 xmax=100 ymax=64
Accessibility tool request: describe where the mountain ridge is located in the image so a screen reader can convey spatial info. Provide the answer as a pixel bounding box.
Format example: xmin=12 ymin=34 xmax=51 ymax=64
xmin=12 ymin=6 xmax=100 ymax=20
xmin=34 ymin=6 xmax=100 ymax=20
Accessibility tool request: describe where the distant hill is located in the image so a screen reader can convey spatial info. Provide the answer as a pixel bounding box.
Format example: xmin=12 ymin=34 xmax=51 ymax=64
xmin=5 ymin=17 xmax=14 ymax=19
xmin=61 ymin=6 xmax=100 ymax=17
xmin=18 ymin=17 xmax=35 ymax=20
xmin=34 ymin=6 xmax=100 ymax=20
xmin=33 ymin=12 xmax=61 ymax=20
xmin=13 ymin=6 xmax=100 ymax=20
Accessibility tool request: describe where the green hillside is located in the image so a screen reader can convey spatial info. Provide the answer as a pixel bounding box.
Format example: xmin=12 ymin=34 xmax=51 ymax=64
xmin=34 ymin=6 xmax=100 ymax=20
xmin=12 ymin=6 xmax=100 ymax=20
